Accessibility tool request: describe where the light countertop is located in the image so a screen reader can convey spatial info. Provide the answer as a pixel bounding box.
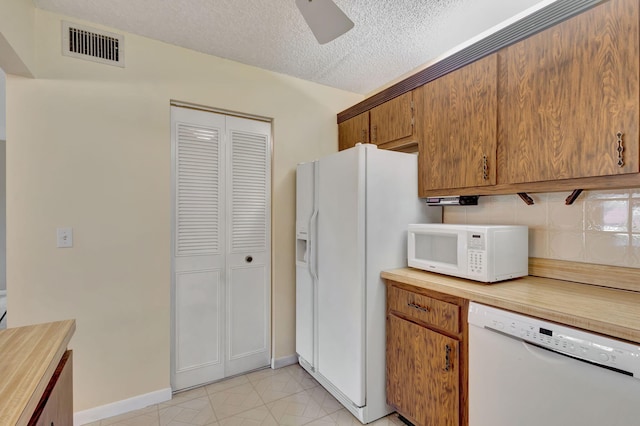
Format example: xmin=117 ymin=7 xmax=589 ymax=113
xmin=0 ymin=319 xmax=75 ymax=425
xmin=382 ymin=268 xmax=640 ymax=344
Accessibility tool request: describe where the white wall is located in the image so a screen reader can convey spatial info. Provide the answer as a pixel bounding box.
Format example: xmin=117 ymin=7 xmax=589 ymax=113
xmin=5 ymin=8 xmax=362 ymax=414
xmin=0 ymin=0 xmax=35 ymax=76
xmin=0 ymin=69 xmax=5 ymax=291
xmin=0 ymin=68 xmax=5 ymax=140
xmin=0 ymin=140 xmax=5 ymax=292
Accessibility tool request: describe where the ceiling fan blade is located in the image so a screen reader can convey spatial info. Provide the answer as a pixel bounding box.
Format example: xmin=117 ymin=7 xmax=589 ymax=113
xmin=295 ymin=0 xmax=354 ymax=44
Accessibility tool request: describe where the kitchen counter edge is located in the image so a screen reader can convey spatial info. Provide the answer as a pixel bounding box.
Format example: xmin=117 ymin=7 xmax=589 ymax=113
xmin=0 ymin=319 xmax=76 ymax=425
xmin=382 ymin=268 xmax=640 ymax=344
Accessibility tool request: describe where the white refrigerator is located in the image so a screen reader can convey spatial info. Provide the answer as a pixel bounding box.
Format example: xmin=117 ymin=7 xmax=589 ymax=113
xmin=295 ymin=144 xmax=442 ymax=423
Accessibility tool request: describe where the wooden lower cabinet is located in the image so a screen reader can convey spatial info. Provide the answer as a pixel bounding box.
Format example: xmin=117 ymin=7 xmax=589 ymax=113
xmin=29 ymin=350 xmax=73 ymax=426
xmin=386 ymin=282 xmax=468 ymax=426
xmin=387 ymin=315 xmax=459 ymax=426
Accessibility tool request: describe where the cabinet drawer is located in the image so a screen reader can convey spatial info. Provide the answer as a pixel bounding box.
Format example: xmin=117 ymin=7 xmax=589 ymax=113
xmin=387 ymin=285 xmax=460 ymax=334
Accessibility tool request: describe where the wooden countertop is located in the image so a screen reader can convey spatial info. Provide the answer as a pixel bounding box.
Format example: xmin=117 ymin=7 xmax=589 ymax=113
xmin=0 ymin=320 xmax=76 ymax=425
xmin=382 ymin=268 xmax=640 ymax=344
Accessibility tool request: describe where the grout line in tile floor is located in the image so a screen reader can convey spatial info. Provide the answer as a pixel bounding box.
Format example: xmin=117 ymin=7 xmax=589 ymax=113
xmin=83 ymin=364 xmax=405 ymax=426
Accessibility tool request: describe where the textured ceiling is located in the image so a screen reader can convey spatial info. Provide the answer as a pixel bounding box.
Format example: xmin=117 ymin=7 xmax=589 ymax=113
xmin=33 ymin=0 xmax=547 ymax=95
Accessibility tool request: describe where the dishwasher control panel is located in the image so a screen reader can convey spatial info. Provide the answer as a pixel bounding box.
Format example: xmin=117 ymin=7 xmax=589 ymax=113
xmin=468 ymin=302 xmax=640 ymax=379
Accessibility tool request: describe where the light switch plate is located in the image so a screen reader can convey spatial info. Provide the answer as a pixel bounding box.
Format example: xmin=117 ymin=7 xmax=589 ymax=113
xmin=57 ymin=227 xmax=73 ymax=248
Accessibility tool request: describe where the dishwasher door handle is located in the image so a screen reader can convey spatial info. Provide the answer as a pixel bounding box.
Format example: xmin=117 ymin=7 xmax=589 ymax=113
xmin=521 ymin=340 xmax=568 ymax=365
xmin=482 ymin=325 xmax=577 ymax=366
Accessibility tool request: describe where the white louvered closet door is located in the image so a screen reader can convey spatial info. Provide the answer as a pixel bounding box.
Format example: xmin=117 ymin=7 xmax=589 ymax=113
xmin=172 ymin=107 xmax=226 ymax=391
xmin=171 ymin=107 xmax=271 ymax=391
xmin=225 ymin=116 xmax=271 ymax=377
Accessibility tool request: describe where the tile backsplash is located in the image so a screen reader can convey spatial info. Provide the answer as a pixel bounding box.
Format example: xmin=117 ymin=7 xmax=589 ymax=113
xmin=443 ymin=189 xmax=640 ymax=268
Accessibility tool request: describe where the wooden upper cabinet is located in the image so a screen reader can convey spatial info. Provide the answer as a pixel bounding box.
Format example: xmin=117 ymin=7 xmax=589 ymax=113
xmin=417 ymin=53 xmax=498 ymax=195
xmin=498 ymin=0 xmax=639 ymax=184
xmin=369 ymin=91 xmax=415 ymax=147
xmin=338 ymin=112 xmax=369 ymax=151
xmin=338 ymin=92 xmax=416 ymax=152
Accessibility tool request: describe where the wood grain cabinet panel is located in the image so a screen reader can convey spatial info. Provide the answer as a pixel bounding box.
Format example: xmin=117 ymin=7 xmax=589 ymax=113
xmin=30 ymin=350 xmax=73 ymax=426
xmin=386 ymin=282 xmax=468 ymax=426
xmin=338 ymin=92 xmax=416 ymax=152
xmin=387 ymin=314 xmax=459 ymax=426
xmin=416 ymin=54 xmax=497 ymax=195
xmin=388 ymin=285 xmax=460 ymax=334
xmin=338 ymin=112 xmax=369 ymax=151
xmin=369 ymin=92 xmax=414 ymax=147
xmin=498 ymin=0 xmax=639 ymax=184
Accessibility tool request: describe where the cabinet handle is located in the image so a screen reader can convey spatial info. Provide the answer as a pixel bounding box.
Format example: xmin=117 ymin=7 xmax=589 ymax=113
xmin=443 ymin=344 xmax=452 ymax=371
xmin=361 ymin=129 xmax=366 ymax=142
xmin=482 ymin=155 xmax=488 ymax=180
xmin=407 ymin=302 xmax=429 ymax=313
xmin=372 ymin=125 xmax=377 ymax=143
xmin=617 ymin=132 xmax=624 ymax=167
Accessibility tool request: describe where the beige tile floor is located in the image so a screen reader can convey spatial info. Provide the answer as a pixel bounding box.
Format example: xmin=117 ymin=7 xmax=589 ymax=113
xmin=84 ymin=364 xmax=405 ymax=426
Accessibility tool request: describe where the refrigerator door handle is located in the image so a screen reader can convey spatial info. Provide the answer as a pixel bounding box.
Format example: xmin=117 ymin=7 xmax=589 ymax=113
xmin=309 ymin=209 xmax=319 ymax=281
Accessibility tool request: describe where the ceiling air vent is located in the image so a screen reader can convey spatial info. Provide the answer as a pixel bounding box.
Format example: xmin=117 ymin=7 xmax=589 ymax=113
xmin=62 ymin=21 xmax=124 ymax=67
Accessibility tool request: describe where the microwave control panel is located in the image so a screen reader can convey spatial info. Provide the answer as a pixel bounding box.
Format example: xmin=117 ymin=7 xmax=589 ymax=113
xmin=467 ymin=231 xmax=486 ymax=250
xmin=467 ymin=231 xmax=486 ymax=276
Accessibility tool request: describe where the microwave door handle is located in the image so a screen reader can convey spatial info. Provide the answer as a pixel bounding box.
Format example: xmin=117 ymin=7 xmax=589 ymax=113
xmin=309 ymin=209 xmax=319 ymax=282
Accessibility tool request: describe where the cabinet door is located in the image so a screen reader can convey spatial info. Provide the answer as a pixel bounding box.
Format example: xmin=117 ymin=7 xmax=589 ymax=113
xmin=387 ymin=314 xmax=459 ymax=426
xmin=338 ymin=112 xmax=369 ymax=151
xmin=31 ymin=351 xmax=73 ymax=426
xmin=498 ymin=0 xmax=639 ymax=184
xmin=370 ymin=92 xmax=414 ymax=146
xmin=417 ymin=54 xmax=497 ymax=195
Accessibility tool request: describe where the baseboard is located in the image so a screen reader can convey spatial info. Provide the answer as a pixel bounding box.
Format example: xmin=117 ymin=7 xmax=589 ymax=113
xmin=74 ymin=387 xmax=172 ymax=425
xmin=271 ymin=354 xmax=298 ymax=369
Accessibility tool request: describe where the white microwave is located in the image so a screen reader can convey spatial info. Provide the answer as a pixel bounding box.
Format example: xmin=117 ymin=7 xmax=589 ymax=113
xmin=407 ymin=224 xmax=528 ymax=283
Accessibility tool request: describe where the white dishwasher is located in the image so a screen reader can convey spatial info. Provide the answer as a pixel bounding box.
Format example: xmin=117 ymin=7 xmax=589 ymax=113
xmin=468 ymin=302 xmax=640 ymax=426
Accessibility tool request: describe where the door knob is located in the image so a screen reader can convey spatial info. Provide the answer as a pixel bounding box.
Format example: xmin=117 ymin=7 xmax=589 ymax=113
xmin=245 ymin=256 xmax=253 ymax=263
